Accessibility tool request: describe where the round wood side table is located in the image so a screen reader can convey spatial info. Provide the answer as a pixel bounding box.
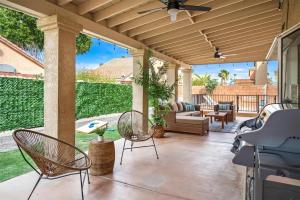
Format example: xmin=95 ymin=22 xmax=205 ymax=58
xmin=88 ymin=139 xmax=115 ymax=176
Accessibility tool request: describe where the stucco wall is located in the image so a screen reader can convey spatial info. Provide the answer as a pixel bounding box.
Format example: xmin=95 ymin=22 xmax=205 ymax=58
xmin=178 ymin=84 xmax=278 ymax=99
xmin=0 ymin=41 xmax=44 ymax=75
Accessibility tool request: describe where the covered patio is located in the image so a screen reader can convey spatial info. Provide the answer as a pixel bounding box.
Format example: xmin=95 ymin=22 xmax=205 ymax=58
xmin=1 ymin=0 xmax=300 ymax=199
xmin=0 ymin=132 xmax=243 ymax=200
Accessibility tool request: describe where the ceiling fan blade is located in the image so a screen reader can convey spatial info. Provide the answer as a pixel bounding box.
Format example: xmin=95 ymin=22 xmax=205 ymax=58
xmin=223 ymin=54 xmax=238 ymax=57
xmin=179 ymin=5 xmax=211 ymax=11
xmin=138 ymin=7 xmax=167 ymax=14
xmin=160 ymin=0 xmax=188 ymax=5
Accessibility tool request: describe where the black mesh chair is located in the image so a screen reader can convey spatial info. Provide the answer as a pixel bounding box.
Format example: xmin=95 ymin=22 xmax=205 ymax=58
xmin=117 ymin=110 xmax=159 ymax=165
xmin=12 ymin=129 xmax=91 ymax=200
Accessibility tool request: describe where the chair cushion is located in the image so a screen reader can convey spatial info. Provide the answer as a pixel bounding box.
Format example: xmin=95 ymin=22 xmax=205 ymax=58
xmin=219 ymin=101 xmax=233 ymax=105
xmin=176 ymin=111 xmax=198 ymax=116
xmin=176 ymin=116 xmax=208 ymax=125
xmin=219 ymin=103 xmax=231 ymax=110
xmin=177 ymin=102 xmax=184 ymax=112
xmin=181 ymin=102 xmax=195 ymax=111
xmin=172 ymin=103 xmax=179 ymax=112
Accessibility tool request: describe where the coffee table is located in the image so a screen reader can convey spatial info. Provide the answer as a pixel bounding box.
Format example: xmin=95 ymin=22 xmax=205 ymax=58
xmin=205 ymin=112 xmax=228 ymax=129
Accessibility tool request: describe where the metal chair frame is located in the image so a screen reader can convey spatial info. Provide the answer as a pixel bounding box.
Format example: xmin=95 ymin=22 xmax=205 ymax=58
xmin=13 ymin=129 xmax=91 ymax=200
xmin=118 ymin=110 xmax=159 ymax=165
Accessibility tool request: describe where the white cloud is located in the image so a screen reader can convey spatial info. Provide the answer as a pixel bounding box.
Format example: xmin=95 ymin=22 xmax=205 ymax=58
xmin=233 ymin=68 xmax=246 ymax=72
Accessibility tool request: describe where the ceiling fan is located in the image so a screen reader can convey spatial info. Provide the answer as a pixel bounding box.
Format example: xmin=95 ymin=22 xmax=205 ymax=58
xmin=138 ymin=0 xmax=211 ymax=22
xmin=214 ymin=48 xmax=237 ymax=59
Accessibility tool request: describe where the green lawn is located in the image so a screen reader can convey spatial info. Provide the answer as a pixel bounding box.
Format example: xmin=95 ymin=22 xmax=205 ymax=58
xmin=0 ymin=129 xmax=120 ymax=182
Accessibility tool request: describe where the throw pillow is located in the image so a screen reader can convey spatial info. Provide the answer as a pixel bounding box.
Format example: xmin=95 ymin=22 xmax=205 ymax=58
xmin=219 ymin=103 xmax=231 ymax=110
xmin=172 ymin=103 xmax=179 ymax=112
xmin=177 ymin=102 xmax=184 ymax=112
xmin=181 ymin=102 xmax=187 ymax=111
xmin=184 ymin=103 xmax=196 ymax=111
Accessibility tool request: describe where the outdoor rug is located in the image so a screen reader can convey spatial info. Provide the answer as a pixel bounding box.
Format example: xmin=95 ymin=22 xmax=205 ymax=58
xmin=209 ymin=119 xmax=241 ymax=133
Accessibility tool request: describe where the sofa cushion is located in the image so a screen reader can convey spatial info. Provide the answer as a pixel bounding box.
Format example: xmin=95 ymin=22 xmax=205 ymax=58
xmin=176 ymin=111 xmax=198 ymax=116
xmin=219 ymin=103 xmax=231 ymax=110
xmin=176 ymin=116 xmax=208 ymax=125
xmin=181 ymin=102 xmax=195 ymax=111
xmin=177 ymin=102 xmax=184 ymax=112
xmin=172 ymin=103 xmax=179 ymax=112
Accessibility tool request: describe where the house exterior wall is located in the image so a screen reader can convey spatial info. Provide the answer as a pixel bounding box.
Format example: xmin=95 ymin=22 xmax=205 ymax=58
xmin=178 ymin=84 xmax=278 ymax=100
xmin=0 ymin=39 xmax=44 ymax=75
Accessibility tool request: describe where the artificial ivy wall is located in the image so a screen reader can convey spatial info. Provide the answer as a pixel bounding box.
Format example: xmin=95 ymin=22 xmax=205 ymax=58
xmin=0 ymin=78 xmax=132 ymax=131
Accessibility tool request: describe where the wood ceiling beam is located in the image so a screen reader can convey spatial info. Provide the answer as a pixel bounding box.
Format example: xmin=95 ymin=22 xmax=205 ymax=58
xmin=180 ymin=47 xmax=270 ymax=61
xmin=124 ymin=0 xmax=242 ymax=35
xmin=188 ymin=55 xmax=266 ymax=64
xmin=181 ymin=48 xmax=269 ymax=61
xmin=137 ymin=19 xmax=190 ymax=41
xmin=107 ymin=0 xmax=164 ymax=28
xmin=211 ymin=29 xmax=280 ymax=45
xmin=1 ymin=0 xmax=189 ymax=67
xmin=155 ymin=37 xmax=208 ymax=52
xmin=214 ymin=40 xmax=274 ymax=53
xmin=118 ymin=0 xmax=214 ymax=33
xmin=214 ymin=35 xmax=277 ymax=48
xmin=172 ymin=43 xmax=272 ymax=59
xmin=206 ymin=19 xmax=281 ymax=39
xmin=183 ymin=51 xmax=268 ymax=63
xmin=143 ymin=2 xmax=279 ymax=46
xmin=150 ymin=32 xmax=201 ymax=49
xmin=162 ymin=43 xmax=213 ymax=55
xmin=78 ymin=0 xmax=113 ymax=15
xmin=210 ymin=26 xmax=280 ymax=42
xmin=93 ymin=0 xmax=149 ymax=22
xmin=128 ymin=0 xmax=271 ymax=37
xmin=202 ymin=10 xmax=281 ymax=35
xmin=162 ymin=37 xmax=273 ymax=55
xmin=57 ymin=0 xmax=72 ymax=6
xmin=169 ymin=48 xmax=214 ymax=58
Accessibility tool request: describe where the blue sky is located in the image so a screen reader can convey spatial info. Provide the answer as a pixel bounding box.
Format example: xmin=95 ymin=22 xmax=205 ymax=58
xmin=77 ymin=38 xmax=278 ymax=82
xmin=76 ymin=38 xmax=130 ymax=70
xmin=193 ymin=61 xmax=278 ymax=82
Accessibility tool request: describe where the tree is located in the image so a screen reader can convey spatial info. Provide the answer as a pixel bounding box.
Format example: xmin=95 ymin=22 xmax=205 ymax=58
xmin=218 ymin=69 xmax=230 ymax=85
xmin=76 ymin=70 xmax=115 ymax=83
xmin=0 ymin=7 xmax=92 ymax=61
xmin=205 ymin=79 xmax=218 ymax=94
xmin=192 ymin=74 xmax=211 ymax=86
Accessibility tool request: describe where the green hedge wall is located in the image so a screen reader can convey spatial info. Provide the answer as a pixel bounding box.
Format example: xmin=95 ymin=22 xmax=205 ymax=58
xmin=0 ymin=78 xmax=132 ymax=131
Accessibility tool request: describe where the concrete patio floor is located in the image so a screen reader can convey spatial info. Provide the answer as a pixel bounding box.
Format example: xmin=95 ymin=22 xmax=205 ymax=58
xmin=0 ymin=132 xmax=244 ymax=200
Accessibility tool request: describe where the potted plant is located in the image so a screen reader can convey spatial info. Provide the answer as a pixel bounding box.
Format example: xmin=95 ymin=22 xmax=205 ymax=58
xmin=92 ymin=127 xmax=107 ymax=141
xmin=133 ymin=50 xmax=175 ymax=138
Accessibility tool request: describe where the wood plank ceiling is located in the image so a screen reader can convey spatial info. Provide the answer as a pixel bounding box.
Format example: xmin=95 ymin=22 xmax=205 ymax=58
xmin=55 ymin=0 xmax=282 ymax=65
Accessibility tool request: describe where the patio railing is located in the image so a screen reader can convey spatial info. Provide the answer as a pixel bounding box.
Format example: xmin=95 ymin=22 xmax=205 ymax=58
xmin=192 ymin=94 xmax=277 ymax=113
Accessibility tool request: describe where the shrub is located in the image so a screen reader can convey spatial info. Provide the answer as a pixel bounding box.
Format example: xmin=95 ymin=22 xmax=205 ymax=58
xmin=0 ymin=78 xmax=132 ymax=131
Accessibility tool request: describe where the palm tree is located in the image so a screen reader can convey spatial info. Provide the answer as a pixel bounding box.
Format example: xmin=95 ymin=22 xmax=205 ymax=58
xmin=218 ymin=69 xmax=230 ymax=85
xmin=192 ymin=74 xmax=211 ymax=86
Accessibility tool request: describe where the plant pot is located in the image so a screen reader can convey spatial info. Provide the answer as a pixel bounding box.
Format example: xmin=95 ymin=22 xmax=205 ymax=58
xmin=152 ymin=125 xmax=165 ymax=138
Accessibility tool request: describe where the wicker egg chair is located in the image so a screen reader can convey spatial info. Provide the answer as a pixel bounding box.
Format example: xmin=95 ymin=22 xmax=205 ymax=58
xmin=117 ymin=110 xmax=159 ymax=165
xmin=12 ymin=129 xmax=91 ymax=200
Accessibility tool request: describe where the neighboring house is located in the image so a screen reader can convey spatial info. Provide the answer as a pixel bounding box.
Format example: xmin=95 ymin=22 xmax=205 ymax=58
xmin=92 ymin=57 xmax=133 ymax=84
xmin=0 ymin=36 xmax=44 ymax=78
xmin=234 ymin=61 xmax=269 ymax=86
xmin=91 ymin=57 xmax=164 ymax=84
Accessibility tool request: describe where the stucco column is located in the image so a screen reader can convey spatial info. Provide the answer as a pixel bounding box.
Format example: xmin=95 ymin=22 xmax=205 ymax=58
xmin=182 ymin=68 xmax=193 ymax=103
xmin=166 ymin=63 xmax=178 ymax=104
xmin=131 ymin=49 xmax=149 ymax=130
xmin=37 ymin=15 xmax=82 ymax=145
xmin=255 ymin=61 xmax=268 ymax=85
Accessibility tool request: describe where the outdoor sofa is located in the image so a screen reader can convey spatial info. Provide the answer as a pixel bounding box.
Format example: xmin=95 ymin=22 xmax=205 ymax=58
xmin=164 ymin=102 xmax=209 ymax=135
